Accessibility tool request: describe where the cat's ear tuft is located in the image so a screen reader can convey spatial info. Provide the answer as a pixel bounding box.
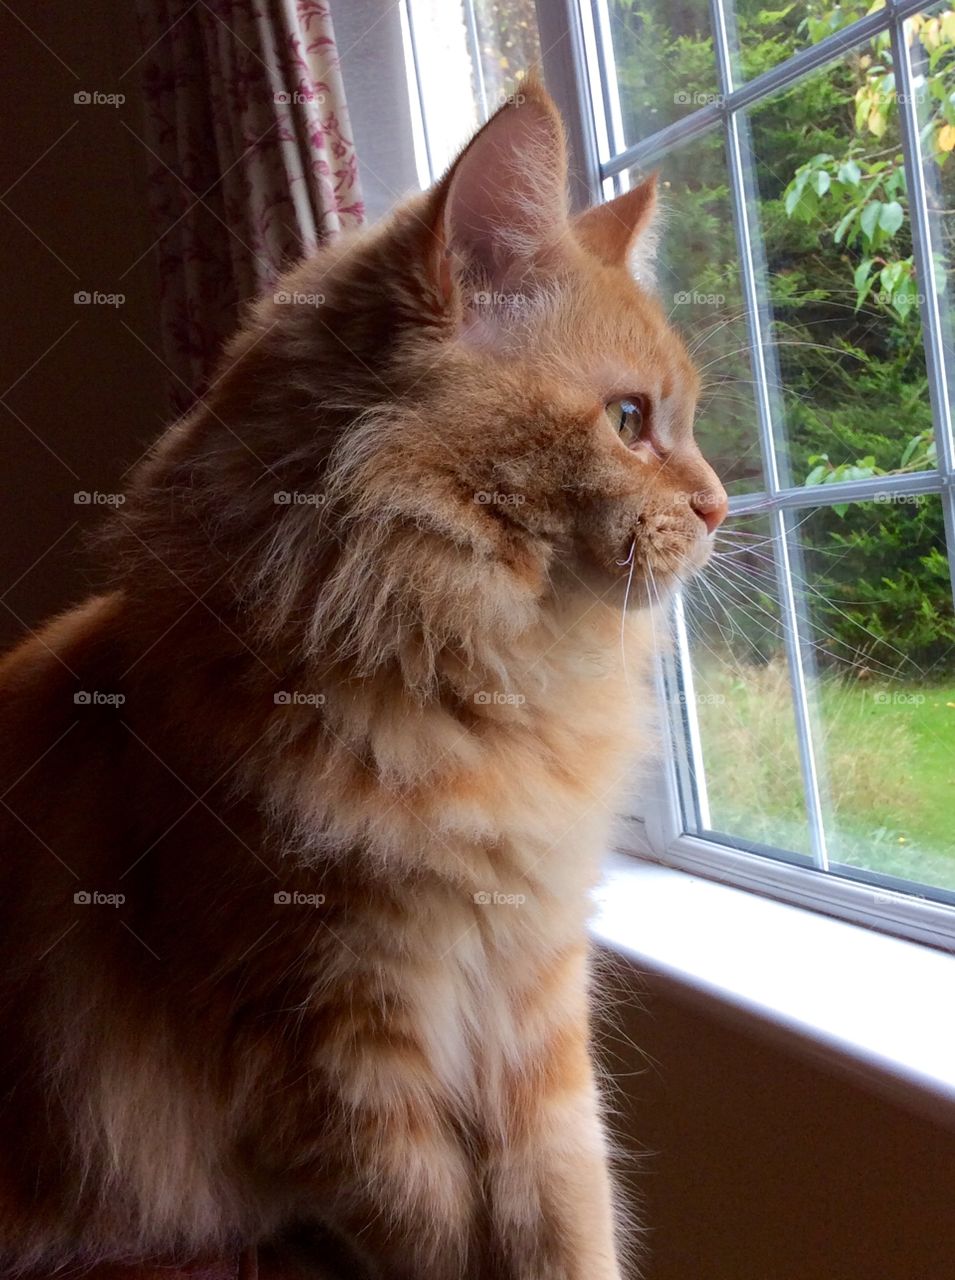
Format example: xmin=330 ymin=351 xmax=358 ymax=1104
xmin=426 ymin=83 xmax=569 ymax=305
xmin=572 ymin=174 xmax=659 ymax=276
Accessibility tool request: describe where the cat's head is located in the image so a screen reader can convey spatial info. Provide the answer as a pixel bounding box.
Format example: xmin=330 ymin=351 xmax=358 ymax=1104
xmin=135 ymin=83 xmax=726 ymax=682
xmin=304 ymin=82 xmax=724 ymax=596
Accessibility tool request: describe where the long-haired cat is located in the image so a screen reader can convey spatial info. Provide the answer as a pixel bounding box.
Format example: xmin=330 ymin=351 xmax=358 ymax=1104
xmin=0 ymin=83 xmax=725 ymax=1279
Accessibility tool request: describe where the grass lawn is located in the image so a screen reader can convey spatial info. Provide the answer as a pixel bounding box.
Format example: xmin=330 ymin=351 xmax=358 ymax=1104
xmin=691 ymin=661 xmax=955 ymax=892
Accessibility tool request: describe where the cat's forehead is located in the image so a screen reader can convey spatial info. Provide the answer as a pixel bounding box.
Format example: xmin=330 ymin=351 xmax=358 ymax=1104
xmin=558 ymin=282 xmax=699 ymax=402
xmin=561 ymin=261 xmax=698 ymax=390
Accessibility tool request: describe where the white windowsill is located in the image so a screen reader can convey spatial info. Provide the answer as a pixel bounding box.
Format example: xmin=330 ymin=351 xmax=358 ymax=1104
xmin=592 ymin=854 xmax=955 ymax=1128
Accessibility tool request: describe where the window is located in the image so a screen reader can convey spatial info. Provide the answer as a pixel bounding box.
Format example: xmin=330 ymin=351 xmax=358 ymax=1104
xmin=403 ymin=0 xmax=955 ymax=950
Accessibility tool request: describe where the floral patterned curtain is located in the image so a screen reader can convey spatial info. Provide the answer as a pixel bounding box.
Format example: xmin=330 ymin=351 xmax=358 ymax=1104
xmin=134 ymin=0 xmax=364 ymax=411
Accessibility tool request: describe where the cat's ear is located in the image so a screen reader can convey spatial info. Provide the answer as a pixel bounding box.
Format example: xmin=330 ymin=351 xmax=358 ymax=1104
xmin=426 ymin=83 xmax=568 ymax=304
xmin=572 ymin=175 xmax=659 ymax=274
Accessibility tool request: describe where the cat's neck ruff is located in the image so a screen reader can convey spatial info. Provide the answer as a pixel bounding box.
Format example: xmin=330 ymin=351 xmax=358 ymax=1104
xmin=241 ymin=596 xmax=659 ymax=922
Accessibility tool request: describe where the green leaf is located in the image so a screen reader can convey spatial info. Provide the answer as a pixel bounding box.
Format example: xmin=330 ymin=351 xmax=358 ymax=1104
xmin=838 ymin=159 xmax=862 ymax=185
xmin=860 ymin=201 xmax=883 ymax=242
xmin=792 ymin=186 xmax=818 ymax=221
xmin=784 ymin=174 xmax=806 ymax=217
xmin=853 ymin=258 xmax=874 ymax=308
xmin=834 ymin=209 xmax=857 ymax=243
xmin=879 ymin=200 xmax=904 ymax=234
xmin=892 ymin=288 xmax=916 ymax=322
xmin=879 ymin=260 xmax=905 ymax=293
xmin=900 ymin=434 xmax=922 ymax=467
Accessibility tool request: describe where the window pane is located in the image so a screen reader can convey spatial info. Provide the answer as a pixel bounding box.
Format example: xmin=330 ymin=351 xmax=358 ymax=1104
xmin=747 ymin=56 xmax=936 ymax=487
xmin=679 ymin=513 xmax=813 ymax=858
xmin=907 ymin=4 xmax=955 ymax=418
xmin=604 ymin=0 xmax=720 ymax=148
xmin=732 ymin=1 xmax=874 ymax=82
xmin=795 ymin=497 xmax=955 ymax=893
xmin=681 ymin=497 xmax=955 ymax=895
xmin=626 ymin=131 xmax=764 ymax=496
xmin=406 ymin=0 xmax=539 ymax=177
xmin=469 ymin=0 xmax=541 ymax=115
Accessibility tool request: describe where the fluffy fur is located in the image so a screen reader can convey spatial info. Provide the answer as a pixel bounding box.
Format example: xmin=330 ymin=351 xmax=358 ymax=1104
xmin=0 ymin=84 xmax=725 ymax=1279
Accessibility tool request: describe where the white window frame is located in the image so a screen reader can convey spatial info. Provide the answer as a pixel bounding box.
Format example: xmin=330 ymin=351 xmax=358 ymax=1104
xmin=404 ymin=0 xmax=955 ymax=953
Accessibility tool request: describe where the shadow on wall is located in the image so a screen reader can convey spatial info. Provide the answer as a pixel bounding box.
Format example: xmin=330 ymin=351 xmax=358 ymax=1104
xmin=596 ymin=948 xmax=955 ymax=1280
xmin=0 ymin=0 xmax=167 ymax=648
xmin=0 ymin=0 xmax=422 ymax=654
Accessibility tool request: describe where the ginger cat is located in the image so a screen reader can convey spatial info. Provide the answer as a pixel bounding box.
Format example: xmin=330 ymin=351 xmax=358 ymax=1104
xmin=0 ymin=83 xmax=725 ymax=1279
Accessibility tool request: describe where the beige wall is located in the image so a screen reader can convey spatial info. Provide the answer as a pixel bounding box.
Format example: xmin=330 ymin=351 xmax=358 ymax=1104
xmin=0 ymin=0 xmax=166 ymax=647
xmin=598 ymin=951 xmax=955 ymax=1279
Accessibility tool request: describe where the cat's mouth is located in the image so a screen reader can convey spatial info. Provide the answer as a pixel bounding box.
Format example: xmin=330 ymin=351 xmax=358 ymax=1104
xmin=613 ymin=518 xmax=713 ymax=602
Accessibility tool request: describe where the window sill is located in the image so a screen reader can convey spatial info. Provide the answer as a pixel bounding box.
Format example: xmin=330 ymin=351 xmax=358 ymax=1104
xmin=592 ymin=854 xmax=955 ymax=1128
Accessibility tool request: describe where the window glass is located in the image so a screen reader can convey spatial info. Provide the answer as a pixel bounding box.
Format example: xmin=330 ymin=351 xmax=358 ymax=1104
xmin=733 ymin=1 xmax=874 ymax=82
xmin=747 ymin=56 xmax=935 ymax=486
xmin=680 ymin=512 xmax=813 ymax=858
xmin=604 ymin=0 xmax=721 ymax=147
xmin=798 ymin=496 xmax=955 ymax=892
xmin=626 ymin=132 xmax=764 ymax=496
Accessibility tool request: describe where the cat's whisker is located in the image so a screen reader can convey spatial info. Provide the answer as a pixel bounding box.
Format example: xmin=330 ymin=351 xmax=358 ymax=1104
xmin=619 ymin=538 xmax=638 ymax=688
xmin=695 ymin=338 xmax=866 ymax=376
xmin=700 ymin=554 xmax=914 ymax=683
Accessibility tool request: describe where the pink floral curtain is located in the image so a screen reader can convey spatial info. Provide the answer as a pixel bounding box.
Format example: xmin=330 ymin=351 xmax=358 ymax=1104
xmin=135 ymin=0 xmax=364 ymax=411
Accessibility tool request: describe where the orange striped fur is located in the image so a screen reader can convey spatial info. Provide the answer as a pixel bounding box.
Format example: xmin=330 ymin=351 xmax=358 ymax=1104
xmin=0 ymin=83 xmax=724 ymax=1278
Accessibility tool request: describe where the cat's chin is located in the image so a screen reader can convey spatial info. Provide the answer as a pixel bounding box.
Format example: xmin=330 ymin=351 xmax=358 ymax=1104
xmin=618 ymin=549 xmax=712 ymax=610
xmin=682 ymin=532 xmax=716 ymax=575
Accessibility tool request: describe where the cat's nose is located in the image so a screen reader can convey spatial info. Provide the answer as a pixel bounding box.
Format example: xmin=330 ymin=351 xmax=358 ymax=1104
xmin=691 ymin=489 xmax=728 ymax=534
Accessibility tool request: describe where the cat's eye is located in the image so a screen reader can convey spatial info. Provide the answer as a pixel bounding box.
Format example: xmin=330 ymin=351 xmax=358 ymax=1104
xmin=607 ymin=396 xmax=649 ymax=447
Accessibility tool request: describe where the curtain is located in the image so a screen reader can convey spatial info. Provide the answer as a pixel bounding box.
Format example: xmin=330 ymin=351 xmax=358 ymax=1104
xmin=134 ymin=0 xmax=364 ymax=411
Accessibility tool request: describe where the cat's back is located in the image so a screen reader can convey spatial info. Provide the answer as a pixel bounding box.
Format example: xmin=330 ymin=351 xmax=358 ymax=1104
xmin=0 ymin=591 xmax=125 ymax=717
xmin=0 ymin=592 xmax=128 ymax=898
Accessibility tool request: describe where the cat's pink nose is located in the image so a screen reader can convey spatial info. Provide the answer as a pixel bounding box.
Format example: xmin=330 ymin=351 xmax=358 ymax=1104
xmin=691 ymin=490 xmax=728 ymax=534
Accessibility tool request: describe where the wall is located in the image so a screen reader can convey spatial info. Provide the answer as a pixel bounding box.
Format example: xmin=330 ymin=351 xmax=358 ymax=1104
xmin=598 ymin=952 xmax=955 ymax=1279
xmin=0 ymin=0 xmax=167 ymax=647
